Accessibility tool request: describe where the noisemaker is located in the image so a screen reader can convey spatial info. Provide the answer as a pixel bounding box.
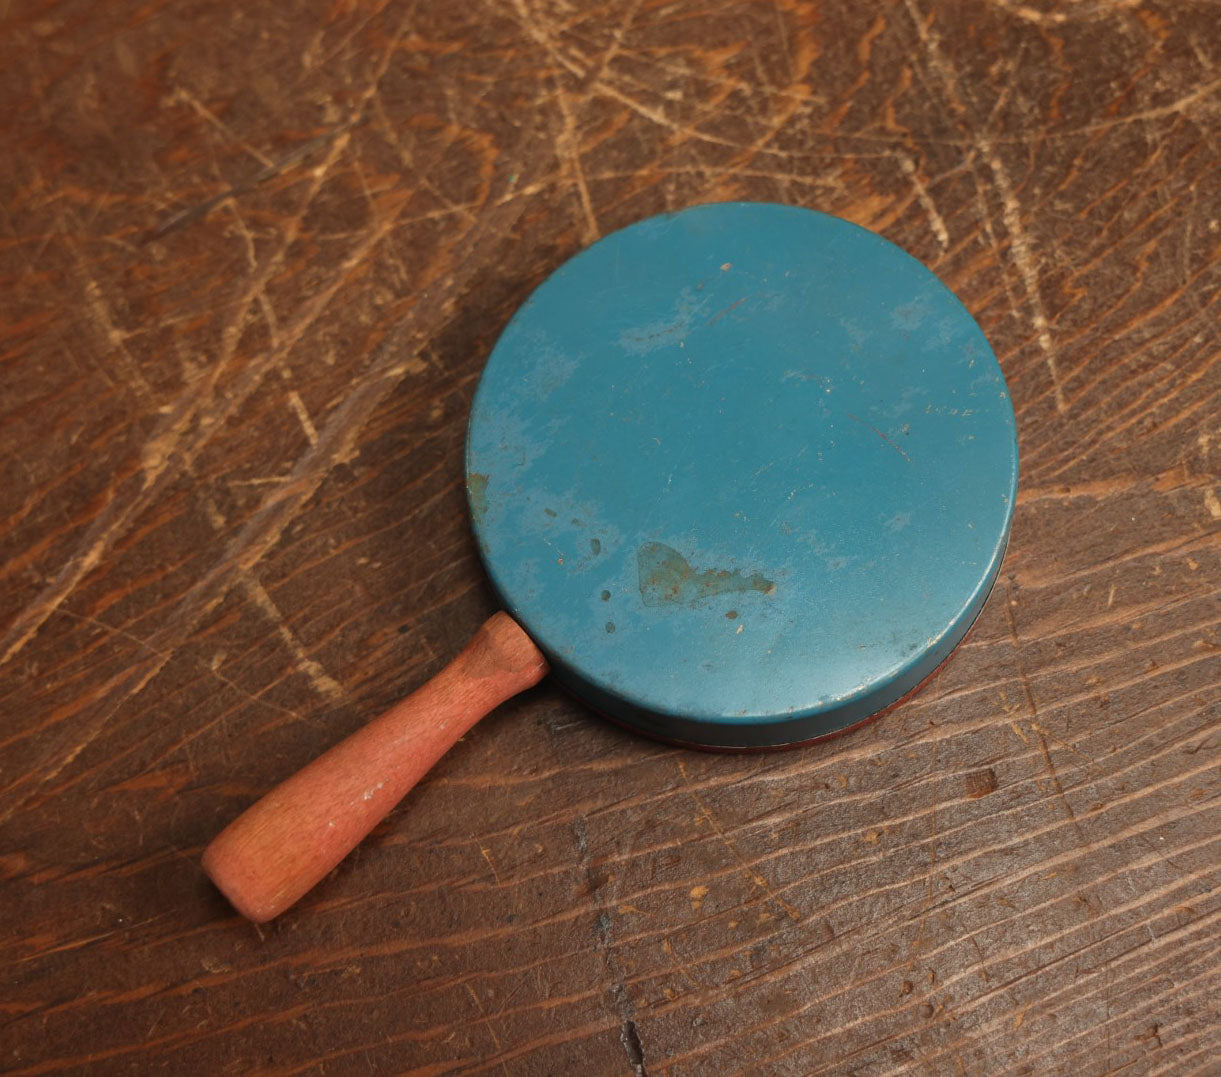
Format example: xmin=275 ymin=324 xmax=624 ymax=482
xmin=203 ymin=202 xmax=1019 ymax=921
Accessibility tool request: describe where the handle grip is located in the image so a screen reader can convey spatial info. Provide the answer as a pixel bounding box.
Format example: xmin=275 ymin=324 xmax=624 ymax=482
xmin=202 ymin=613 xmax=547 ymax=921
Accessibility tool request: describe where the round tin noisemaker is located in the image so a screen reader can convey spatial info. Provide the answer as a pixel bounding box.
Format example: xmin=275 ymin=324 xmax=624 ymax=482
xmin=204 ymin=202 xmax=1018 ymax=920
xmin=468 ymin=201 xmax=1017 ymax=746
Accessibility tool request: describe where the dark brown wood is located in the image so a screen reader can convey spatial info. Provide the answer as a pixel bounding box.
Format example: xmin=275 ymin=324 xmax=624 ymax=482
xmin=1 ymin=1 xmax=1217 ymax=1073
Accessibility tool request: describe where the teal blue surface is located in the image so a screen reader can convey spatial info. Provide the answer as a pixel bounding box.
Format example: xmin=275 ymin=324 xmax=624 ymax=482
xmin=466 ymin=203 xmax=1018 ymax=747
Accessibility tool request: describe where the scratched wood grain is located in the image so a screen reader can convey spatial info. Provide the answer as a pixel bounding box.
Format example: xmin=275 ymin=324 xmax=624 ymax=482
xmin=1 ymin=0 xmax=1218 ymax=1074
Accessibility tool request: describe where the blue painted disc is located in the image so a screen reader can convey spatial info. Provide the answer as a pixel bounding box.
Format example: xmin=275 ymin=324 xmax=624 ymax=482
xmin=466 ymin=203 xmax=1018 ymax=748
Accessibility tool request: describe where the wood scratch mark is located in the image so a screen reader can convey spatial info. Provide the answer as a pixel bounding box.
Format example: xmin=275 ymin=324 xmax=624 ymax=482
xmin=0 ymin=684 xmax=149 ymax=827
xmin=148 ymin=116 xmax=361 ymax=240
xmin=287 ymin=390 xmax=319 ymax=447
xmin=479 ymin=845 xmax=502 ymax=884
xmin=225 ymin=197 xmax=260 ymax=271
xmin=462 ymin=982 xmax=503 ymax=1052
xmin=1028 ymin=719 xmax=1098 ymax=766
xmin=553 ymin=76 xmax=600 ymax=243
xmin=509 ymin=0 xmax=649 ymax=243
xmin=368 ymin=98 xmax=479 ymax=229
xmin=509 ymin=0 xmax=586 ymax=78
xmin=676 ymin=759 xmax=802 ymax=923
xmin=910 ymin=737 xmax=940 ymax=963
xmin=227 ymin=475 xmax=292 ymax=487
xmin=899 ymin=153 xmax=950 ymax=249
xmin=1032 ymin=726 xmax=1087 ymax=842
xmin=52 ymin=608 xmax=302 ymax=721
xmin=966 ymin=159 xmax=1029 ymax=337
xmin=989 ymin=0 xmax=1140 ymax=26
xmin=903 ymin=0 xmax=1067 ymax=414
xmin=772 ymin=2 xmax=796 ymax=85
xmin=81 ymin=278 xmax=130 ymax=353
xmin=987 ymin=149 xmax=1067 ymax=414
xmin=589 ymin=0 xmax=645 ymax=88
xmin=168 ymin=87 xmax=274 ymax=167
xmin=67 ymin=233 xmax=156 ymax=406
xmin=223 ymin=200 xmax=280 ymax=345
xmin=587 ymin=33 xmax=826 ymax=112
xmin=1069 ymin=76 xmax=1221 ymax=135
xmin=239 ymin=574 xmax=342 ymax=701
xmin=1004 ymin=583 xmax=1088 ymax=843
xmin=19 ymin=208 xmax=66 ymax=279
xmin=0 ymin=489 xmax=130 ymax=668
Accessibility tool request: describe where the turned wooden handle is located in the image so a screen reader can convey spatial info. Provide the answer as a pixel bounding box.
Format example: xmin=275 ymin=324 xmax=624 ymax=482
xmin=202 ymin=613 xmax=547 ymax=922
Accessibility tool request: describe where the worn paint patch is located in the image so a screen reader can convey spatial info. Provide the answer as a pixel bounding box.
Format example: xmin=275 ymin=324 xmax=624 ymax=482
xmin=467 ymin=473 xmax=490 ymax=522
xmin=619 ymin=289 xmax=705 ymax=354
xmin=637 ymin=542 xmax=776 ymax=608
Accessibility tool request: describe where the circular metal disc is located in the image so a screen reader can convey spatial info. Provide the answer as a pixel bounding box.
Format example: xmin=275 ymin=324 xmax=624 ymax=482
xmin=466 ymin=202 xmax=1018 ymax=747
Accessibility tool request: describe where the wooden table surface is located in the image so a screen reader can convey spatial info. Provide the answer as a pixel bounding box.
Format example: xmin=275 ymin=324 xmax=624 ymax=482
xmin=2 ymin=1 xmax=1218 ymax=1073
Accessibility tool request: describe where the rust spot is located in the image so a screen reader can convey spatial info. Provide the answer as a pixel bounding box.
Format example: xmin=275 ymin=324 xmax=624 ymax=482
xmin=600 ymin=590 xmax=611 ymax=601
xmin=467 ymin=473 xmax=489 ymax=522
xmin=726 ymin=610 xmax=738 ymax=619
xmin=543 ymin=507 xmax=557 ymax=518
xmin=590 ymin=538 xmax=601 ymax=555
xmin=637 ymin=542 xmax=776 ymax=608
xmin=965 ymin=768 xmax=998 ymax=798
xmin=605 ymin=621 xmax=615 ymax=634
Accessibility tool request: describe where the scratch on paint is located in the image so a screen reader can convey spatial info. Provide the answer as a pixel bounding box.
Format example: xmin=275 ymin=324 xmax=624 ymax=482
xmin=845 ymin=412 xmax=912 ymax=463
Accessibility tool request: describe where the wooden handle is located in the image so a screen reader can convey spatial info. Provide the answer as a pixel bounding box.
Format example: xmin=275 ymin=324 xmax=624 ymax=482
xmin=202 ymin=613 xmax=547 ymax=922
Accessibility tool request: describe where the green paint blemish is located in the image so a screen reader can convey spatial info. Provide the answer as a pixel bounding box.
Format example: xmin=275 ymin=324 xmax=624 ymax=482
xmin=637 ymin=543 xmax=776 ymax=608
xmin=467 ymin=473 xmax=490 ymax=522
